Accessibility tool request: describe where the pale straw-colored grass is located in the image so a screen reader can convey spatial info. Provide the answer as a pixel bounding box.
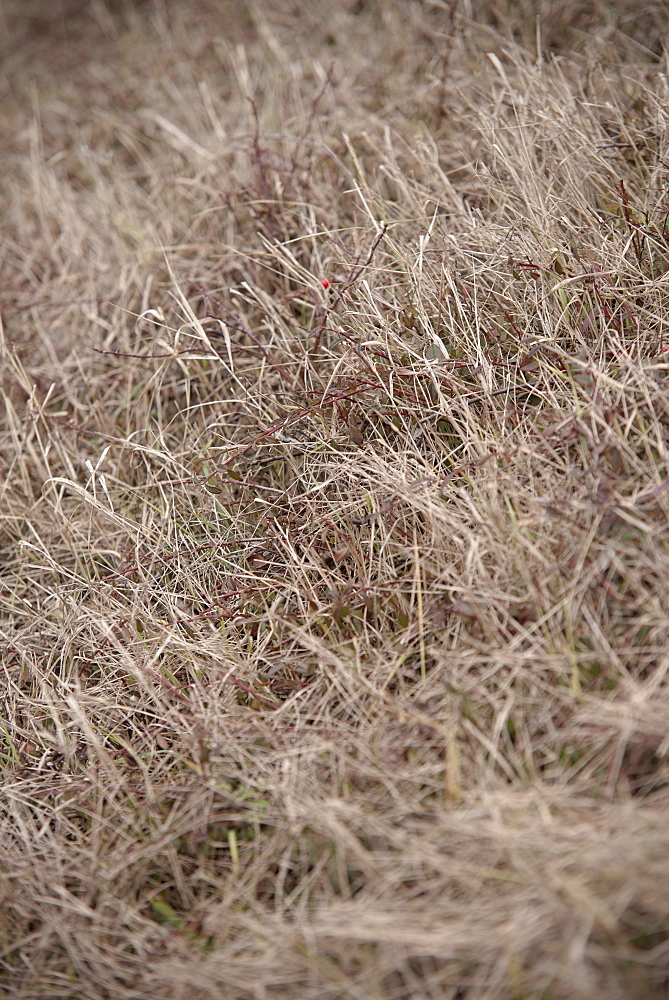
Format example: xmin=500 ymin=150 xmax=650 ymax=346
xmin=1 ymin=1 xmax=668 ymax=997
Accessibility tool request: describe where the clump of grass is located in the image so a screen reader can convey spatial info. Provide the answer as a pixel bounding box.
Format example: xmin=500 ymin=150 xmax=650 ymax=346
xmin=1 ymin=1 xmax=669 ymax=998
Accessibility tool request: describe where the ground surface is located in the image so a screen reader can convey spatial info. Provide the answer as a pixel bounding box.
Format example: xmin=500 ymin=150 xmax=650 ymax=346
xmin=1 ymin=1 xmax=669 ymax=997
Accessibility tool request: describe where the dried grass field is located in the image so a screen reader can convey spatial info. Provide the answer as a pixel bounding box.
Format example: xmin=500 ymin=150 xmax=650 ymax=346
xmin=1 ymin=1 xmax=669 ymax=997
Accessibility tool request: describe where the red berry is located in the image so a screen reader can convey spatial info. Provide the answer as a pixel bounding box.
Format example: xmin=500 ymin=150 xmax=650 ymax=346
xmin=320 ymin=279 xmax=330 ymax=288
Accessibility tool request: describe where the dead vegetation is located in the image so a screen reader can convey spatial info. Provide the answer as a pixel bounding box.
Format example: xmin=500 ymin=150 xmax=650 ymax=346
xmin=1 ymin=1 xmax=669 ymax=997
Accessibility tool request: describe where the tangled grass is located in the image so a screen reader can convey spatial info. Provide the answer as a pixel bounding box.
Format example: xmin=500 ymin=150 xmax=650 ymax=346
xmin=1 ymin=1 xmax=669 ymax=997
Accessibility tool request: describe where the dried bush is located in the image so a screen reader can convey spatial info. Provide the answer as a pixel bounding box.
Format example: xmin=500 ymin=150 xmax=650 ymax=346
xmin=1 ymin=1 xmax=668 ymax=997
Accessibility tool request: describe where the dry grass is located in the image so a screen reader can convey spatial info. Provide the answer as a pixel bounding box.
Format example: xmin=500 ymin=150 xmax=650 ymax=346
xmin=1 ymin=1 xmax=669 ymax=997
